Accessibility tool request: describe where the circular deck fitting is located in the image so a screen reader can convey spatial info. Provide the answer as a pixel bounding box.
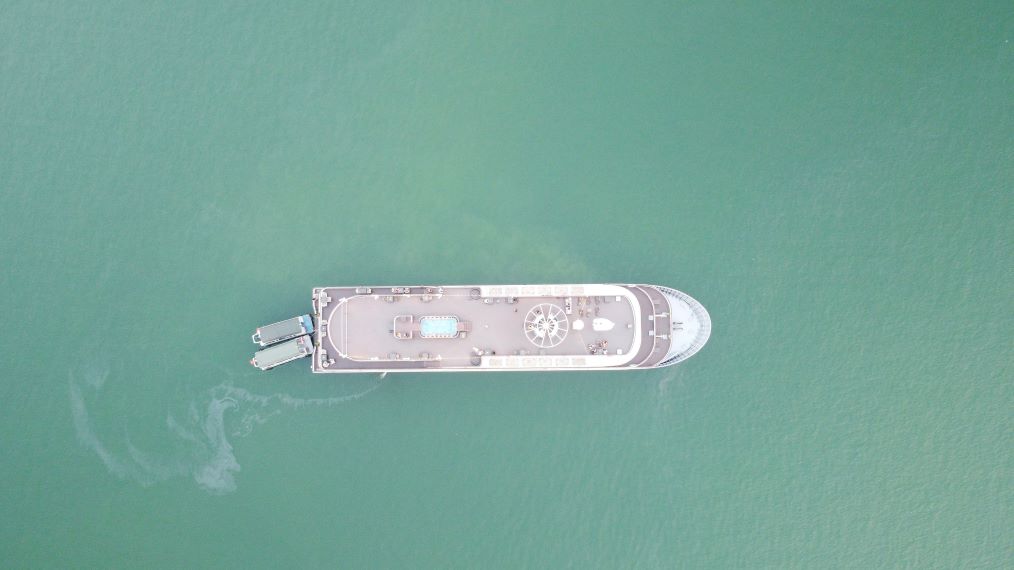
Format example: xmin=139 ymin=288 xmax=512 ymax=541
xmin=524 ymin=303 xmax=569 ymax=348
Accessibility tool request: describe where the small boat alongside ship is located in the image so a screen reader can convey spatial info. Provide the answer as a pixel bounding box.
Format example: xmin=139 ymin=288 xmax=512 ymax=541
xmin=252 ymin=315 xmax=314 ymax=346
xmin=249 ymin=284 xmax=710 ymax=372
xmin=250 ymin=334 xmax=314 ymax=371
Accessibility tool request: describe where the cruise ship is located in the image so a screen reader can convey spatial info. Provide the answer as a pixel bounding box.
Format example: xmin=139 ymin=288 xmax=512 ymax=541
xmin=251 ymin=284 xmax=710 ymax=372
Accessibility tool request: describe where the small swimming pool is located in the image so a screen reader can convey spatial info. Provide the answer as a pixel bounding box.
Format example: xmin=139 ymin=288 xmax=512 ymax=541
xmin=419 ymin=316 xmax=459 ymax=338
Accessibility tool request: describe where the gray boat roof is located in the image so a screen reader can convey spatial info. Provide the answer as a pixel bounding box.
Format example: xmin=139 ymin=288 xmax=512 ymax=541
xmin=254 ymin=315 xmax=311 ymax=346
xmin=252 ymin=335 xmax=313 ymax=370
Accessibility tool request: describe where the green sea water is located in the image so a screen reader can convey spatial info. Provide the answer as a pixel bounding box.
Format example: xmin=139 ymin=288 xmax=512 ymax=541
xmin=1 ymin=2 xmax=1011 ymax=568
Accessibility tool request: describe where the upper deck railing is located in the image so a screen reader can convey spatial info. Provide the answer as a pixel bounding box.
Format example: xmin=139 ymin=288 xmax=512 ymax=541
xmin=654 ymin=286 xmax=712 ymax=367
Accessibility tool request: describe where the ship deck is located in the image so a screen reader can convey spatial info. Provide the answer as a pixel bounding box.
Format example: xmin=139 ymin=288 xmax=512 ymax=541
xmin=311 ymin=284 xmax=682 ymax=372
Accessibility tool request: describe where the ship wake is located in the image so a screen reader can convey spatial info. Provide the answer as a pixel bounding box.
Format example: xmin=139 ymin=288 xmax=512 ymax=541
xmin=69 ymin=366 xmax=382 ymax=495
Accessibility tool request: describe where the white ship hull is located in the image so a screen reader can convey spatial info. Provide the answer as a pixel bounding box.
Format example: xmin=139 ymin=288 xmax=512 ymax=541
xmin=306 ymin=284 xmax=710 ymax=373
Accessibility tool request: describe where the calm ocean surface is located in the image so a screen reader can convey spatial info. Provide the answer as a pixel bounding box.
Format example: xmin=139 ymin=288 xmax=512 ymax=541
xmin=1 ymin=2 xmax=1010 ymax=568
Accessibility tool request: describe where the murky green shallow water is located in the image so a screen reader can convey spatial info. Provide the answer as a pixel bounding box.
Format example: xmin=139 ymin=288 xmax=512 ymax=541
xmin=1 ymin=2 xmax=1011 ymax=568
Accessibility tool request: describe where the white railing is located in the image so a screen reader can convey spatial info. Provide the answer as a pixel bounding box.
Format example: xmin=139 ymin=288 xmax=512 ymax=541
xmin=654 ymin=286 xmax=712 ymax=366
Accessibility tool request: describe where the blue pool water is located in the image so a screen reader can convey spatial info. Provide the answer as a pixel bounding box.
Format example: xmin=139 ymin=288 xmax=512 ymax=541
xmin=419 ymin=317 xmax=458 ymax=338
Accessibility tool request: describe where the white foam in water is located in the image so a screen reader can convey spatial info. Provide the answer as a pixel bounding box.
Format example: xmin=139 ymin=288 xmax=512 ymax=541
xmin=656 ymin=368 xmax=684 ymax=395
xmin=69 ymin=368 xmax=383 ymax=494
xmin=70 ymin=378 xmax=154 ymax=485
xmin=653 ymin=366 xmax=688 ymax=418
xmin=192 ymin=397 xmax=241 ymax=494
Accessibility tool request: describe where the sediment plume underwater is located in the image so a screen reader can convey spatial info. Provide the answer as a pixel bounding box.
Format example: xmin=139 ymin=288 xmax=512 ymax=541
xmin=69 ymin=365 xmax=383 ymax=494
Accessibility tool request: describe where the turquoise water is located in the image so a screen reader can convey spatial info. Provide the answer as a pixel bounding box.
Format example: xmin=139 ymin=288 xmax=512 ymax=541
xmin=1 ymin=2 xmax=1011 ymax=567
